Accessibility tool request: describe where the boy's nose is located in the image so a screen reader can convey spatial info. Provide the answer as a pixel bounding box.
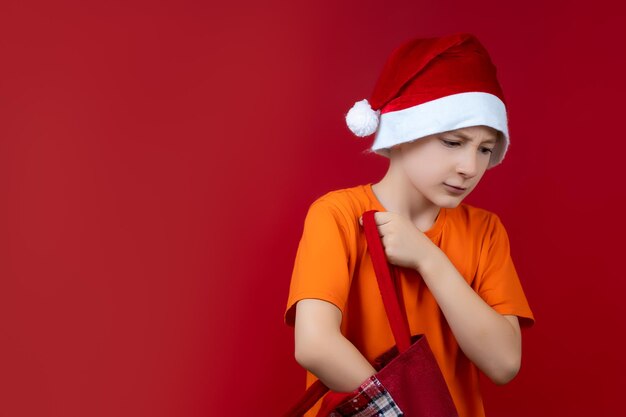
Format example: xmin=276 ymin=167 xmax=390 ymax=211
xmin=457 ymin=152 xmax=479 ymax=177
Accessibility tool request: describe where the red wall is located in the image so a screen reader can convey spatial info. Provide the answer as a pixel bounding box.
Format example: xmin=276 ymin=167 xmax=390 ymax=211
xmin=1 ymin=1 xmax=624 ymax=416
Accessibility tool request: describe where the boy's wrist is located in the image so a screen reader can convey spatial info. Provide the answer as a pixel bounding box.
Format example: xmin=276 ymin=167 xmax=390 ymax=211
xmin=413 ymin=243 xmax=443 ymax=275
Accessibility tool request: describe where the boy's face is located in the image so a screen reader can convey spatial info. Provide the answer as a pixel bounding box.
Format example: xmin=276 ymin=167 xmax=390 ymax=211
xmin=394 ymin=125 xmax=500 ymax=208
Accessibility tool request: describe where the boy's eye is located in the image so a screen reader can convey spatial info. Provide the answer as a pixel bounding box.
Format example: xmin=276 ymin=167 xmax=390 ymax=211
xmin=441 ymin=139 xmax=460 ymax=147
xmin=442 ymin=138 xmax=494 ymax=154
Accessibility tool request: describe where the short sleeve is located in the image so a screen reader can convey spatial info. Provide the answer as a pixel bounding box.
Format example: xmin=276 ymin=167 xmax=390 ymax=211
xmin=283 ymin=200 xmax=353 ymax=328
xmin=473 ymin=214 xmax=536 ymax=328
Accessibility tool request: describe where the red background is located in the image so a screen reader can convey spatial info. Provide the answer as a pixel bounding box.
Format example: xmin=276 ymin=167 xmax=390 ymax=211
xmin=1 ymin=1 xmax=624 ymax=416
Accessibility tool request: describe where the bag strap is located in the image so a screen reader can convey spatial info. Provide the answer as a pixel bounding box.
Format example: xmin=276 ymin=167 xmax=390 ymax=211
xmin=362 ymin=209 xmax=413 ymax=353
xmin=282 ymin=209 xmax=413 ymax=417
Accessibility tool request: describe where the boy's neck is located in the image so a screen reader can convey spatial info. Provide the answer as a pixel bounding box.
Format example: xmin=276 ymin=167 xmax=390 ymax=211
xmin=371 ymin=173 xmax=441 ymax=232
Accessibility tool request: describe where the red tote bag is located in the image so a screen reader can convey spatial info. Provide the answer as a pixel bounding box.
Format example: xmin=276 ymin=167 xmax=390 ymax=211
xmin=283 ymin=209 xmax=460 ymax=417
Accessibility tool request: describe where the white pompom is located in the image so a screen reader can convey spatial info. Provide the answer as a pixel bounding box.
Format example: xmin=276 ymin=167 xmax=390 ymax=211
xmin=345 ymin=99 xmax=381 ymax=137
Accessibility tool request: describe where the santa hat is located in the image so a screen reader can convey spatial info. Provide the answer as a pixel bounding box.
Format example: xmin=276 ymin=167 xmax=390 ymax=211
xmin=345 ymin=32 xmax=510 ymax=169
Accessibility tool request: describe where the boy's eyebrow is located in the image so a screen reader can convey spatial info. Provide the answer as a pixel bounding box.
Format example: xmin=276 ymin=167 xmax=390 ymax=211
xmin=449 ymin=131 xmax=498 ymax=144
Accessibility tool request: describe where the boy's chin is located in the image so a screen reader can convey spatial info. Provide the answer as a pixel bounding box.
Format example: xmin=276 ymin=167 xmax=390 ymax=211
xmin=432 ymin=194 xmax=466 ymax=208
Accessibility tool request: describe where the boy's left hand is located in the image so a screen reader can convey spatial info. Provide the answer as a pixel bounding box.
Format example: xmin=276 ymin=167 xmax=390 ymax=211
xmin=358 ymin=211 xmax=437 ymax=272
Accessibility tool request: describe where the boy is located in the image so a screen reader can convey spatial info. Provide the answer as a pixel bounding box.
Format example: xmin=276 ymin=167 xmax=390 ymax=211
xmin=284 ymin=32 xmax=536 ymax=417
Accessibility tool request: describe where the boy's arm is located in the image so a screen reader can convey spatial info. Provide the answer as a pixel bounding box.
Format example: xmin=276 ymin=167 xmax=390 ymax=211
xmin=294 ymin=299 xmax=377 ymax=392
xmin=416 ymin=248 xmax=522 ymax=385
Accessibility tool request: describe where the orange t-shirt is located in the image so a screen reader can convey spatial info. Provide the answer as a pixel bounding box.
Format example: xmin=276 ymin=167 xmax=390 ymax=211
xmin=284 ymin=182 xmax=536 ymax=417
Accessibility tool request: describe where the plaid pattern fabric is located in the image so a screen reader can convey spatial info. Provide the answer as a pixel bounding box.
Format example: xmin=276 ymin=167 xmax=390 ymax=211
xmin=328 ymin=375 xmax=404 ymax=416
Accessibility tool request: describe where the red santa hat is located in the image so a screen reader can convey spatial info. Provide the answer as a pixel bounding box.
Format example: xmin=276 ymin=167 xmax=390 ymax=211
xmin=345 ymin=32 xmax=510 ymax=169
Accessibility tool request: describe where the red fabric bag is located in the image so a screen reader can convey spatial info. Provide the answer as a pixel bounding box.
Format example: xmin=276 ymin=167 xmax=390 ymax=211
xmin=283 ymin=210 xmax=460 ymax=417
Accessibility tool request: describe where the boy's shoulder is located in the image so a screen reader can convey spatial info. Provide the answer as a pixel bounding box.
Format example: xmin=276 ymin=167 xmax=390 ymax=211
xmin=308 ymin=183 xmax=371 ymax=215
xmin=453 ymin=202 xmax=506 ymax=235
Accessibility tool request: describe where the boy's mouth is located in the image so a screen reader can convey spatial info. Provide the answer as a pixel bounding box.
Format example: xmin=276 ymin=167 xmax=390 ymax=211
xmin=444 ymin=183 xmax=467 ymax=191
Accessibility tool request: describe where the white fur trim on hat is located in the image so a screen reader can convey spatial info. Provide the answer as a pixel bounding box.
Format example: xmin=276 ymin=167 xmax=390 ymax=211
xmin=370 ymin=92 xmax=509 ymax=169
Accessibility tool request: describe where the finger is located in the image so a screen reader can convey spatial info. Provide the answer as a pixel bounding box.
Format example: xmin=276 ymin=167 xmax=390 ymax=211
xmin=359 ymin=214 xmax=385 ymax=236
xmin=361 ymin=212 xmax=380 ymax=226
xmin=371 ymin=211 xmax=393 ymax=227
